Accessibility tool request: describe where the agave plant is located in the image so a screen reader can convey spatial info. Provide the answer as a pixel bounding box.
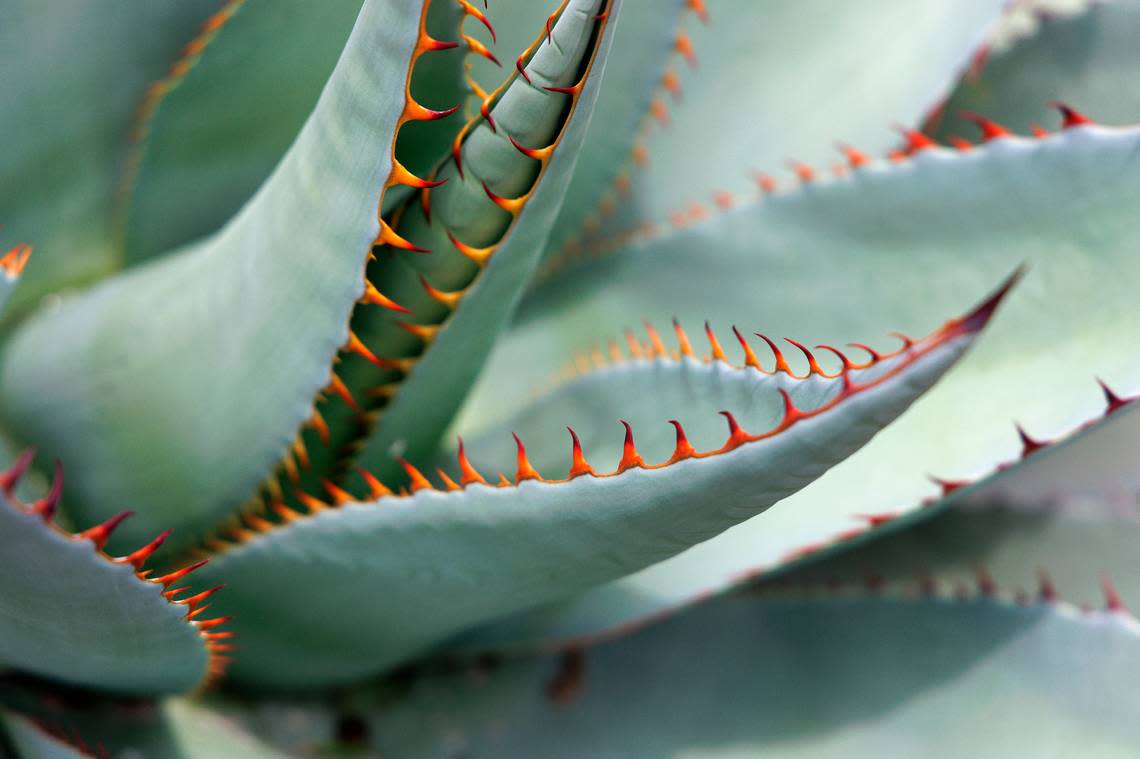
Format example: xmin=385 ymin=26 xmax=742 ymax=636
xmin=2 ymin=0 xmax=1139 ymax=755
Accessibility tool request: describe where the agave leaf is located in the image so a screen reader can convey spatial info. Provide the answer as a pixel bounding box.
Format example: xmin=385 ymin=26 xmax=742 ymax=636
xmin=190 ymin=291 xmax=993 ymax=687
xmin=543 ymin=0 xmax=692 ymax=254
xmin=455 ymin=122 xmax=1140 ymax=650
xmin=331 ymin=0 xmax=625 ymax=489
xmin=457 ymin=380 xmax=1136 ymax=652
xmin=0 ymin=710 xmax=92 ymax=759
xmin=0 ymin=0 xmax=432 ymax=551
xmin=563 ymin=0 xmax=1004 ymax=252
xmin=0 ymin=700 xmax=287 ymax=759
xmin=371 ymin=595 xmax=1140 ymax=758
xmin=0 ymin=455 xmax=225 ymax=695
xmin=123 ymin=0 xmax=467 ymax=263
xmin=0 ymin=0 xmax=218 ymax=318
xmin=758 ymin=399 xmax=1140 ymax=609
xmin=932 ymin=0 xmax=1140 ymax=141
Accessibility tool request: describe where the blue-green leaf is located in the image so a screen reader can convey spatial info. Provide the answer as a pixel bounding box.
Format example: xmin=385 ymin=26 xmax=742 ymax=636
xmin=0 ymin=453 xmax=225 ymax=695
xmin=0 ymin=0 xmax=217 ymax=317
xmin=190 ymin=288 xmax=994 ymax=687
xmin=562 ymin=0 xmax=1004 ymax=254
xmin=932 ymin=0 xmax=1140 ymax=141
xmin=457 ymin=121 xmax=1140 ymax=651
xmin=0 ymin=0 xmax=432 ymax=551
xmin=372 ymin=595 xmax=1140 ymax=757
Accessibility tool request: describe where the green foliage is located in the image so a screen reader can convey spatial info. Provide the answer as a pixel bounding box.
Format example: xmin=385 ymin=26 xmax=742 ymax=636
xmin=0 ymin=0 xmax=1137 ymax=756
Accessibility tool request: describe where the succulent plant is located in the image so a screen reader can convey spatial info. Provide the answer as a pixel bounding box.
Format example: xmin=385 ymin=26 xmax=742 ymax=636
xmin=2 ymin=0 xmax=1139 ymax=755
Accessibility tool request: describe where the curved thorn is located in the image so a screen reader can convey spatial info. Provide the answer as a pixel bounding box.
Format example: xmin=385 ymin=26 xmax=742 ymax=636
xmin=783 ymin=337 xmax=824 ymax=376
xmin=1097 ymin=378 xmax=1130 ymax=414
xmin=78 ymin=511 xmax=135 ymax=551
xmin=704 ymin=321 xmax=728 ymax=363
xmin=731 ymin=326 xmax=764 ymax=371
xmin=399 ymin=458 xmax=435 ymax=492
xmin=566 ymin=427 xmax=593 ymax=478
xmin=456 ymin=437 xmax=488 ymax=486
xmin=121 ymin=529 xmax=172 ymax=570
xmin=754 ymin=333 xmax=793 ymax=375
xmin=616 ymin=421 xmax=643 ymax=472
xmin=668 ymin=420 xmax=697 ymax=462
xmin=0 ymin=448 xmax=36 ymax=494
xmin=718 ymin=410 xmax=749 ymax=447
xmin=33 ymin=461 xmax=64 ymax=521
xmin=1049 ymin=101 xmax=1094 ymax=129
xmin=512 ymin=433 xmax=542 ymax=482
xmin=960 ymin=111 xmax=1013 ymax=141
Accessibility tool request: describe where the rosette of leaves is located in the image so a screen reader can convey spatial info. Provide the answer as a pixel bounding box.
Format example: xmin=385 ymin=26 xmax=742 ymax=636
xmin=2 ymin=0 xmax=1139 ymax=756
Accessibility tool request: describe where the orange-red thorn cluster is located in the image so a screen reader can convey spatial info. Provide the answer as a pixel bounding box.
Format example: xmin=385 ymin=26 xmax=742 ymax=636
xmin=1 ymin=451 xmax=232 ymax=683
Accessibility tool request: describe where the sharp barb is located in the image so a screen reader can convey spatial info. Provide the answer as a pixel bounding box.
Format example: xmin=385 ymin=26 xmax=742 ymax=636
xmin=0 ymin=448 xmax=35 ymax=494
xmin=512 ymin=433 xmax=543 ymax=482
xmin=616 ymin=421 xmax=644 ymax=472
xmin=78 ymin=511 xmax=135 ymax=551
xmin=32 ymin=460 xmax=64 ymax=521
xmin=120 ymin=529 xmax=173 ymax=570
xmin=456 ymin=437 xmax=488 ymax=486
xmin=566 ymin=427 xmax=594 ymax=478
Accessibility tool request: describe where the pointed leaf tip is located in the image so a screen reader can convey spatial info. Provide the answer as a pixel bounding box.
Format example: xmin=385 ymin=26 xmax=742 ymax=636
xmin=944 ymin=264 xmax=1024 ymax=337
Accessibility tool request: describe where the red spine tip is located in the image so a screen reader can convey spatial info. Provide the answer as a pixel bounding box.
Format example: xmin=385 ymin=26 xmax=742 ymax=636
xmin=1096 ymin=378 xmax=1130 ymax=414
xmin=961 ymin=111 xmax=1013 ymax=141
xmin=79 ymin=511 xmax=135 ymax=551
xmin=943 ymin=264 xmax=1025 ymax=338
xmin=894 ymin=124 xmax=937 ymax=153
xmin=1102 ymin=575 xmax=1126 ymax=612
xmin=122 ymin=529 xmax=173 ymax=570
xmin=512 ymin=433 xmax=542 ymax=482
xmin=1049 ymin=101 xmax=1094 ymax=129
xmin=617 ymin=421 xmax=643 ymax=472
xmin=718 ymin=410 xmax=749 ymax=447
xmin=1 ymin=448 xmax=36 ymax=494
xmin=929 ymin=474 xmax=970 ymax=496
xmin=566 ymin=427 xmax=593 ymax=478
xmin=33 ymin=461 xmax=64 ymax=521
xmin=1015 ymin=424 xmax=1048 ymax=457
xmin=783 ymin=337 xmax=824 ymax=376
xmin=754 ymin=333 xmax=792 ymax=375
xmin=668 ymin=420 xmax=697 ymax=461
